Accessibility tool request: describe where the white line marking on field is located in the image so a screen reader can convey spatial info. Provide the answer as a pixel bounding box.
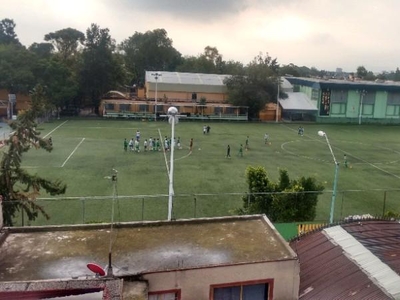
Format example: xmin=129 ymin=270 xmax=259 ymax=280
xmin=61 ymin=138 xmax=85 ymax=167
xmin=43 ymin=120 xmax=68 ymax=138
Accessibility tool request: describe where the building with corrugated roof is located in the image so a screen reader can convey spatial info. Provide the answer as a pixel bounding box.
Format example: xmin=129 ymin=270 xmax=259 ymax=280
xmin=0 ymin=203 xmax=300 ymax=299
xmin=289 ymin=219 xmax=400 ymax=299
xmin=286 ymin=77 xmax=400 ymax=124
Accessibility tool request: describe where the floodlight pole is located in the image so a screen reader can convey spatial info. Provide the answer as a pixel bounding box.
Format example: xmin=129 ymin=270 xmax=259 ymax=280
xmin=318 ymin=131 xmax=339 ymax=224
xmin=152 ymin=72 xmax=162 ymax=122
xmin=168 ymin=115 xmax=176 ymax=221
xmin=276 ymin=76 xmax=280 ymax=123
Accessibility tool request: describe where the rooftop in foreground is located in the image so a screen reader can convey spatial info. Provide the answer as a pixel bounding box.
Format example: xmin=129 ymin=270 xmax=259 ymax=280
xmin=0 ymin=215 xmax=295 ymax=282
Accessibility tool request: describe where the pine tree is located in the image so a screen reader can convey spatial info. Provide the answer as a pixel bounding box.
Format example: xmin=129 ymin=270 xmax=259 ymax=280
xmin=1 ymin=85 xmax=66 ymax=226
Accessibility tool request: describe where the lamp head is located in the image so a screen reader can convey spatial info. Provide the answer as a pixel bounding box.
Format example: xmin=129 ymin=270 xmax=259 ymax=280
xmin=168 ymin=106 xmax=178 ymax=116
xmin=318 ymin=130 xmax=326 ymax=137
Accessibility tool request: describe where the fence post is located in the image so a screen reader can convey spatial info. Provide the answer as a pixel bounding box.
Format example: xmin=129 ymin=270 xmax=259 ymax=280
xmin=383 ymin=191 xmax=387 ymax=217
xmin=81 ymin=198 xmax=85 ymax=224
xmin=194 ymin=197 xmax=197 ymax=218
xmin=21 ymin=208 xmax=24 ymax=227
xmin=340 ymin=191 xmax=345 ymax=220
xmin=142 ymin=198 xmax=144 ymax=221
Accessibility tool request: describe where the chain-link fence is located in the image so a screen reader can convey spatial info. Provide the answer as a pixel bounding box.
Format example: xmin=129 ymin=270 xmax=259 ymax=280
xmin=4 ymin=189 xmax=400 ymax=227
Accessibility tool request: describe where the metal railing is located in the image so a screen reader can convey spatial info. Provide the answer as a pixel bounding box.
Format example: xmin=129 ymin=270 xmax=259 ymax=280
xmin=3 ymin=189 xmax=400 ymax=227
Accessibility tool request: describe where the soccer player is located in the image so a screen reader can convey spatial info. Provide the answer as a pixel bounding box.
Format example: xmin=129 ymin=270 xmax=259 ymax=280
xmin=129 ymin=138 xmax=134 ymax=151
xmin=177 ymin=137 xmax=181 ymax=149
xmin=238 ymin=144 xmax=243 ymax=157
xmin=245 ymin=136 xmax=249 ymax=150
xmin=144 ymin=139 xmax=148 ymax=152
xmin=344 ymin=154 xmax=348 ymax=168
xmin=136 ymin=130 xmax=141 ymax=141
xmin=189 ymin=138 xmax=193 ymax=152
xmin=226 ymin=145 xmax=231 ymax=158
xmin=203 ymin=125 xmax=207 ymax=135
xmin=264 ymin=133 xmax=269 ymax=145
xmin=123 ymin=138 xmax=128 ymax=152
xmin=135 ymin=139 xmax=140 ymax=152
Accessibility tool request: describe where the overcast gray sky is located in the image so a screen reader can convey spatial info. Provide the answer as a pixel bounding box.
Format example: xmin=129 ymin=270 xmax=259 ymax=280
xmin=2 ymin=0 xmax=399 ymax=73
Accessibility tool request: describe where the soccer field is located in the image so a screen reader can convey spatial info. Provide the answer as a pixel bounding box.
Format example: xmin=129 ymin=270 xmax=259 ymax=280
xmin=15 ymin=118 xmax=400 ymax=226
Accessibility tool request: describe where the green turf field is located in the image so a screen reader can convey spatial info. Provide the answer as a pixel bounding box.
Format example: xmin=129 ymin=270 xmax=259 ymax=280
xmin=12 ymin=118 xmax=400 ymax=226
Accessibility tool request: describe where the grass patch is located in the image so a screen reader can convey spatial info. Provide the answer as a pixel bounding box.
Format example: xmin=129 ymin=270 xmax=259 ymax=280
xmin=12 ymin=118 xmax=400 ymax=225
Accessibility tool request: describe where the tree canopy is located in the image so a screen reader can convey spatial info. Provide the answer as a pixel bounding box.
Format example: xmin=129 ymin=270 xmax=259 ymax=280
xmin=119 ymin=28 xmax=182 ymax=84
xmin=44 ymin=28 xmax=85 ymax=61
xmin=238 ymin=166 xmax=324 ymax=222
xmin=1 ymin=85 xmax=66 ymax=226
xmin=224 ymin=53 xmax=281 ymax=119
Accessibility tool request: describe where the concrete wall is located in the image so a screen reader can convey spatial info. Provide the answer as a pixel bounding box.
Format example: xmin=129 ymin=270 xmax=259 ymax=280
xmin=143 ymin=260 xmax=300 ymax=300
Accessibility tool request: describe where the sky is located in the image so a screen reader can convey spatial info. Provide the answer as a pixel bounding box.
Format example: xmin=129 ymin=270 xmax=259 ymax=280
xmin=2 ymin=0 xmax=399 ymax=73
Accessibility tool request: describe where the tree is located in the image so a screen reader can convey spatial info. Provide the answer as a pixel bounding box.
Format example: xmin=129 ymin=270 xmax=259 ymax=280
xmin=28 ymin=42 xmax=54 ymax=59
xmin=44 ymin=28 xmax=85 ymax=61
xmin=224 ymin=53 xmax=280 ymax=119
xmin=0 ymin=44 xmax=37 ymax=92
xmin=119 ymin=29 xmax=182 ymax=83
xmin=237 ymin=167 xmax=324 ymax=222
xmin=79 ymin=24 xmax=126 ymax=111
xmin=356 ymin=66 xmax=368 ymax=79
xmin=237 ymin=166 xmax=276 ymax=216
xmin=1 ymin=85 xmax=66 ymax=226
xmin=35 ymin=58 xmax=79 ymax=116
xmin=0 ymin=18 xmax=20 ymax=45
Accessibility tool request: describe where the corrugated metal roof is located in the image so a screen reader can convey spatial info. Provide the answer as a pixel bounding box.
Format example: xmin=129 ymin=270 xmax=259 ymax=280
xmin=279 ymin=92 xmax=318 ymax=111
xmin=286 ymin=76 xmax=400 ymax=92
xmin=145 ymin=71 xmax=231 ymax=94
xmin=145 ymin=71 xmax=230 ymax=86
xmin=290 ymin=220 xmax=400 ymax=299
xmin=324 ymin=226 xmax=400 ymax=299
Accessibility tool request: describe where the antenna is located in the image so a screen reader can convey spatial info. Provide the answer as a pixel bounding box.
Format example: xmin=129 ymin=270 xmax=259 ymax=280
xmin=107 ymin=168 xmax=118 ymax=277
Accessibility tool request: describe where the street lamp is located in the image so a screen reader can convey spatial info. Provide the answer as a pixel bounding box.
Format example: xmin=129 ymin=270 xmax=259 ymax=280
xmin=151 ymin=72 xmax=162 ymax=121
xmin=318 ymin=130 xmax=339 ymax=224
xmin=165 ymin=106 xmax=186 ymax=221
xmin=276 ymin=76 xmax=281 ymax=123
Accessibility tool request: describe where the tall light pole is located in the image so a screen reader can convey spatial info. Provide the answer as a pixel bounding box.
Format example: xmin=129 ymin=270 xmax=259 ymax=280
xmin=165 ymin=106 xmax=185 ymax=221
xmin=151 ymin=72 xmax=162 ymax=121
xmin=276 ymin=76 xmax=281 ymax=123
xmin=358 ymin=90 xmax=367 ymax=125
xmin=318 ymin=130 xmax=339 ymax=224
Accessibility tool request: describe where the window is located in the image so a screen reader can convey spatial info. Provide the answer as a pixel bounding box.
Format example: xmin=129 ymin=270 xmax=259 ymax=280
xmin=361 ymin=92 xmax=375 ymax=116
xmin=212 ymin=281 xmax=271 ymax=300
xmin=119 ymin=104 xmax=130 ymax=112
xmin=386 ymin=92 xmax=400 ymax=116
xmin=386 ymin=105 xmax=400 ymax=116
xmin=214 ymin=107 xmax=222 ymax=114
xmin=311 ymin=89 xmax=319 ymax=101
xmin=139 ymin=104 xmax=147 ymax=112
xmin=330 ymin=90 xmax=347 ymax=115
xmin=104 ymin=103 xmax=114 ymax=110
xmin=149 ymin=290 xmax=180 ymax=300
xmin=192 ymin=93 xmax=197 ymax=101
xmin=331 ymin=103 xmax=346 ymax=114
xmin=225 ymin=107 xmax=234 ymax=114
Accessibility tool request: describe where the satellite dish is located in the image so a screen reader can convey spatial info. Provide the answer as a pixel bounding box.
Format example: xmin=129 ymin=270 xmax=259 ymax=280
xmin=87 ymin=263 xmax=106 ymax=277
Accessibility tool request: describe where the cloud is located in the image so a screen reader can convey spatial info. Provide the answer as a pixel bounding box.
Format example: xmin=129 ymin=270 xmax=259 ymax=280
xmin=115 ymin=0 xmax=249 ymax=20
